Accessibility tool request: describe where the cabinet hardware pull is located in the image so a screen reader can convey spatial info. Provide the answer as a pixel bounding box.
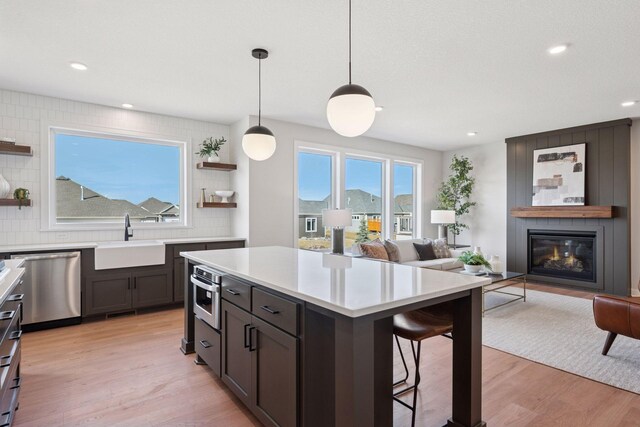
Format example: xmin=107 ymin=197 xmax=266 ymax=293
xmin=8 ymin=294 xmax=23 ymax=302
xmin=9 ymin=331 xmax=21 ymax=341
xmin=260 ymin=305 xmax=280 ymax=315
xmin=133 ymin=278 xmax=137 ymax=290
xmin=127 ymin=278 xmax=131 ymax=290
xmin=249 ymin=326 xmax=257 ymax=352
xmin=10 ymin=377 xmax=20 ymax=390
xmin=225 ymin=289 xmax=240 ymax=296
xmin=244 ymin=324 xmax=251 ymax=348
xmin=199 ymin=340 xmax=212 ymax=349
xmin=0 ymin=312 xmax=15 ymax=321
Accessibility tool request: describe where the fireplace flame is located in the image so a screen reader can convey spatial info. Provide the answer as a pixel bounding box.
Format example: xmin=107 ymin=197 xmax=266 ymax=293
xmin=551 ymin=246 xmax=560 ymax=261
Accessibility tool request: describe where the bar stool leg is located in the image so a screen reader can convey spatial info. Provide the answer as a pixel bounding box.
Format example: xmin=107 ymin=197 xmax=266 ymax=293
xmin=411 ymin=341 xmax=422 ymax=427
xmin=394 ymin=334 xmax=409 ymax=386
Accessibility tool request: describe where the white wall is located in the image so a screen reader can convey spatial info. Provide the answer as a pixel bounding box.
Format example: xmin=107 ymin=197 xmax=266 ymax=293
xmin=442 ymin=142 xmax=507 ymax=262
xmin=631 ymin=119 xmax=640 ymax=295
xmin=230 ymin=116 xmax=443 ymax=248
xmin=0 ymin=89 xmax=232 ymax=246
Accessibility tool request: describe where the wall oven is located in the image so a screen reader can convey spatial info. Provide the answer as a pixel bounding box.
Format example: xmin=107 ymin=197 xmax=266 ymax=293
xmin=191 ymin=265 xmax=222 ymax=330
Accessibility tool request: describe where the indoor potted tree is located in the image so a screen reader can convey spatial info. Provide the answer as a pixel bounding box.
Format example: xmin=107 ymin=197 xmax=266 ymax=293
xmin=436 ymin=155 xmax=476 ymax=246
xmin=458 ymin=250 xmax=491 ymax=274
xmin=196 ymin=136 xmax=226 ymax=163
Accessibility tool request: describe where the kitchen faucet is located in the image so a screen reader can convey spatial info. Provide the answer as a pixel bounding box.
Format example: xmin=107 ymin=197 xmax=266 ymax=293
xmin=124 ymin=213 xmax=133 ymax=241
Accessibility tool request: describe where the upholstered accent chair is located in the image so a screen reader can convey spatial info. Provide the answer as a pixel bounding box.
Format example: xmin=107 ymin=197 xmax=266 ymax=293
xmin=592 ymin=295 xmax=640 ymax=355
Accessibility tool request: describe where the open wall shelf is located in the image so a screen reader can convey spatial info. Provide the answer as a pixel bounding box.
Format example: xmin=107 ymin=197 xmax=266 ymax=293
xmin=0 ymin=199 xmax=32 ymax=207
xmin=196 ymin=162 xmax=237 ymax=171
xmin=510 ymin=206 xmax=614 ymax=219
xmin=0 ymin=144 xmax=32 ymax=156
xmin=197 ymin=202 xmax=237 ymax=208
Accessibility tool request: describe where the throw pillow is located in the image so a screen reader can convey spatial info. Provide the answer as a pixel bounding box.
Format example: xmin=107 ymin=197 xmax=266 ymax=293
xmin=427 ymin=238 xmax=452 ymax=259
xmin=360 ymin=239 xmax=389 ymax=261
xmin=413 ymin=242 xmax=437 ymax=261
xmin=383 ymin=240 xmax=400 ymax=262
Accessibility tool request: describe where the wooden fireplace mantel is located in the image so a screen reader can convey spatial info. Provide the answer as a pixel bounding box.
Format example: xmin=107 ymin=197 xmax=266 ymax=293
xmin=510 ymin=206 xmax=614 ymax=219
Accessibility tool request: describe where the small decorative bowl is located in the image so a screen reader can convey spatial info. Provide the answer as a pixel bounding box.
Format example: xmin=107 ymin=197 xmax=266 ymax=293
xmin=215 ymin=190 xmax=234 ymax=203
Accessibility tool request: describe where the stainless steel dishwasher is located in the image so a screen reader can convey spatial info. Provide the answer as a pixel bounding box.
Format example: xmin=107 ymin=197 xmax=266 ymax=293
xmin=11 ymin=251 xmax=81 ymax=330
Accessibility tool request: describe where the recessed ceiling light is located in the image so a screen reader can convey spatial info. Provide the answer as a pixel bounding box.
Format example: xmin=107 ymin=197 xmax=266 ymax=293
xmin=69 ymin=62 xmax=88 ymax=71
xmin=548 ymin=44 xmax=568 ymax=55
xmin=467 ymin=132 xmax=477 ymax=136
xmin=122 ymin=103 xmax=133 ymax=109
xmin=621 ymin=100 xmax=637 ymax=107
xmin=375 ymin=106 xmax=384 ymax=112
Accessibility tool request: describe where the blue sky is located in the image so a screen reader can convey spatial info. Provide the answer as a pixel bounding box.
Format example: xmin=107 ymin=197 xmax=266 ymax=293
xmin=298 ymin=152 xmax=413 ymax=201
xmin=55 ymin=134 xmax=180 ymax=205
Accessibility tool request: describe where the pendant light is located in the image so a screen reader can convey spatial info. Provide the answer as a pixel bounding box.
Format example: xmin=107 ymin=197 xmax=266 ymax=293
xmin=326 ymin=0 xmax=375 ymax=137
xmin=242 ymin=48 xmax=276 ymax=161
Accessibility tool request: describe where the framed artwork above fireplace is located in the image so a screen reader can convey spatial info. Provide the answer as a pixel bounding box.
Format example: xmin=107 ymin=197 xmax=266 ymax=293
xmin=532 ymin=143 xmax=585 ymax=206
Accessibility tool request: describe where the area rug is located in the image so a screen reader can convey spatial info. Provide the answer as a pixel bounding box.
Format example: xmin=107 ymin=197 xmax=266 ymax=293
xmin=482 ymin=288 xmax=640 ymax=394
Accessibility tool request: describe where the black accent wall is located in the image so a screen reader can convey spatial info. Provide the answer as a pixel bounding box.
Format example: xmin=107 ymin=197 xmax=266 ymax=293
xmin=506 ymin=119 xmax=631 ymax=296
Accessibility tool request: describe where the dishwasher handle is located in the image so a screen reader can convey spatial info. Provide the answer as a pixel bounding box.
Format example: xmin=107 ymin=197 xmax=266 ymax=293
xmin=12 ymin=252 xmax=80 ymax=261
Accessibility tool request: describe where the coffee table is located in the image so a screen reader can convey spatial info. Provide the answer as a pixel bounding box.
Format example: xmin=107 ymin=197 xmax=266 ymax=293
xmin=452 ymin=270 xmax=526 ymax=316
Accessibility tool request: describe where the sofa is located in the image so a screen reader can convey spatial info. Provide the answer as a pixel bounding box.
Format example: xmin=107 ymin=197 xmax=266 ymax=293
xmin=358 ymin=238 xmax=465 ymax=271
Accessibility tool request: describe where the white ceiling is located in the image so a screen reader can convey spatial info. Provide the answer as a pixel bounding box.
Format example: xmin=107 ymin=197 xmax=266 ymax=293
xmin=1 ymin=0 xmax=639 ymax=151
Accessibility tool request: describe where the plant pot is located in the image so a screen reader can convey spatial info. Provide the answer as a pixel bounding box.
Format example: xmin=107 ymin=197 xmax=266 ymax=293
xmin=0 ymin=174 xmax=9 ymax=199
xmin=207 ymin=156 xmax=220 ymax=163
xmin=463 ymin=264 xmax=483 ymax=274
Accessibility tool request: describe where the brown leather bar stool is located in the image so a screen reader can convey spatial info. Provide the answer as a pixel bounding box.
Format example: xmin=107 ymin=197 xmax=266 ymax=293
xmin=393 ymin=301 xmax=453 ymax=427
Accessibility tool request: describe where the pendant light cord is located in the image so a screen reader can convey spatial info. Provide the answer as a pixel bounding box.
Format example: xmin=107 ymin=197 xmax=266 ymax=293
xmin=348 ymin=0 xmax=352 ymax=84
xmin=258 ymin=54 xmax=262 ymax=126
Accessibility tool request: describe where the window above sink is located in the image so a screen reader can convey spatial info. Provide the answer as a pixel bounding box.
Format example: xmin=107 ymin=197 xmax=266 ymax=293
xmin=42 ymin=125 xmax=189 ymax=231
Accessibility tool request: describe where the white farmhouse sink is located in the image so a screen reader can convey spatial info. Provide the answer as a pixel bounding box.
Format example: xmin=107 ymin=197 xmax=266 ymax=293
xmin=94 ymin=240 xmax=165 ymax=270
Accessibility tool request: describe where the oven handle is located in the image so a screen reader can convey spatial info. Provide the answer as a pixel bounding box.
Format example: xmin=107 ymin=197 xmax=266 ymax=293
xmin=191 ymin=275 xmax=218 ymax=293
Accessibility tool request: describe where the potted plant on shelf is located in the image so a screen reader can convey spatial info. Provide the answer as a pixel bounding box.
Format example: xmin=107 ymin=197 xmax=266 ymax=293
xmin=458 ymin=250 xmax=491 ymax=274
xmin=196 ymin=136 xmax=226 ymax=163
xmin=13 ymin=187 xmax=29 ymax=209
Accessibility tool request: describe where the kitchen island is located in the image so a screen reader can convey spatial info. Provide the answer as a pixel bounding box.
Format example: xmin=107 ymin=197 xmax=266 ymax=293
xmin=181 ymin=246 xmax=490 ymax=427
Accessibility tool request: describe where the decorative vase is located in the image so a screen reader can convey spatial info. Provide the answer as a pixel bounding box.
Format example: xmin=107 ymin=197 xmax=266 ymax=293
xmin=207 ymin=155 xmax=220 ymax=163
xmin=464 ymin=264 xmax=482 ymax=274
xmin=473 ymin=246 xmax=483 ymax=257
xmin=0 ymin=174 xmax=9 ymax=199
xmin=199 ymin=188 xmax=206 ymax=205
xmin=489 ymin=255 xmax=503 ymax=274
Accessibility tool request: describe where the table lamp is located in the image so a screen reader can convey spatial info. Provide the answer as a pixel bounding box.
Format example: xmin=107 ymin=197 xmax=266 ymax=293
xmin=322 ymin=208 xmax=353 ymax=254
xmin=430 ymin=210 xmax=456 ymax=244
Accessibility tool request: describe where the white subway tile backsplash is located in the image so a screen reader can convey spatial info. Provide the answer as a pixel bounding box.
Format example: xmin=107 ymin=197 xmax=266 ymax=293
xmin=0 ymin=88 xmax=234 ymax=246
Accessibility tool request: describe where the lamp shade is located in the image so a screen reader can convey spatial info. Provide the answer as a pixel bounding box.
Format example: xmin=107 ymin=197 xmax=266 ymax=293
xmin=431 ymin=210 xmax=456 ymax=224
xmin=242 ymin=125 xmax=276 ymax=161
xmin=326 ymin=84 xmax=375 ymax=137
xmin=322 ymin=208 xmax=353 ymax=227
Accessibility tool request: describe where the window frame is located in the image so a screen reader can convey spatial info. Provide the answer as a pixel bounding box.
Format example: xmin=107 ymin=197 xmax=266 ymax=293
xmin=294 ymin=140 xmax=422 ymax=247
xmin=41 ymin=124 xmax=190 ymax=231
xmin=305 ymin=217 xmax=318 ymax=233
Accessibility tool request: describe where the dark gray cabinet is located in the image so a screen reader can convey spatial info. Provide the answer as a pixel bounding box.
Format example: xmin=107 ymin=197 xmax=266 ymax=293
xmin=221 ymin=294 xmax=298 ymax=427
xmin=221 ymin=300 xmax=252 ymax=406
xmin=84 ymin=273 xmax=132 ymax=315
xmin=84 ymin=269 xmax=171 ymax=316
xmin=173 ymin=258 xmax=186 ymax=302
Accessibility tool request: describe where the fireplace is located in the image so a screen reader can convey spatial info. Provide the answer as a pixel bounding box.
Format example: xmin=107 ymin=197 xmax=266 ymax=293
xmin=528 ymin=231 xmax=596 ymax=282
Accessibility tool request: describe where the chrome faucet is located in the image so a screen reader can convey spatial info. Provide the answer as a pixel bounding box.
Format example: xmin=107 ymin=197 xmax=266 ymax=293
xmin=124 ymin=213 xmax=133 ymax=241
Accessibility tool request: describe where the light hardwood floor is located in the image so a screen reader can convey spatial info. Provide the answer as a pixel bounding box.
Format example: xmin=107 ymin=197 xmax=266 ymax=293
xmin=13 ymin=290 xmax=640 ymax=427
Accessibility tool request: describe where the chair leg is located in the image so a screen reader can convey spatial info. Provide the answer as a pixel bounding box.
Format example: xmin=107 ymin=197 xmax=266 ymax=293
xmin=410 ymin=341 xmax=422 ymax=427
xmin=394 ymin=334 xmax=409 ymax=386
xmin=602 ymin=332 xmax=618 ymax=356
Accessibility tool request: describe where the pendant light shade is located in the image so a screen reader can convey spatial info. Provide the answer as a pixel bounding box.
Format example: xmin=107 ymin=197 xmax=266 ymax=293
xmin=326 ymin=0 xmax=375 ymax=138
xmin=242 ymin=125 xmax=276 ymax=161
xmin=327 ymin=84 xmax=375 ymax=137
xmin=242 ymin=48 xmax=276 ymax=161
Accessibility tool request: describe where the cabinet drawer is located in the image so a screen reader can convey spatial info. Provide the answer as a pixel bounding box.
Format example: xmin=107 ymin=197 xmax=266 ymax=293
xmin=0 ymin=343 xmax=19 ymax=414
xmin=173 ymin=243 xmax=206 ymax=258
xmin=252 ymin=288 xmax=298 ymax=336
xmin=0 ymin=310 xmax=19 ymax=348
xmin=194 ymin=316 xmax=221 ymax=377
xmin=222 ymin=276 xmax=251 ymax=311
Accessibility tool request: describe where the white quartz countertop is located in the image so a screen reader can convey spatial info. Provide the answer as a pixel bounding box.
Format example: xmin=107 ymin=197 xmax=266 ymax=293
xmin=181 ymin=246 xmax=491 ymax=318
xmin=0 ymin=237 xmax=245 ymax=254
xmin=0 ymin=259 xmax=25 ymax=304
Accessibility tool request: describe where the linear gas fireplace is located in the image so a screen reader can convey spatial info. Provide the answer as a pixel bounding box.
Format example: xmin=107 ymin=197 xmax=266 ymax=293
xmin=528 ymin=231 xmax=596 ymax=282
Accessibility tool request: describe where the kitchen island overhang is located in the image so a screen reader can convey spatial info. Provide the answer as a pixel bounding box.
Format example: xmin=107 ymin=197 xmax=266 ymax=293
xmin=181 ymin=246 xmax=489 ymax=427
